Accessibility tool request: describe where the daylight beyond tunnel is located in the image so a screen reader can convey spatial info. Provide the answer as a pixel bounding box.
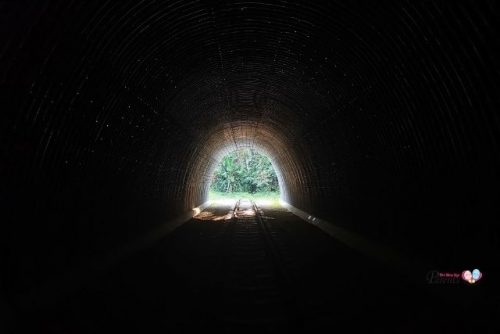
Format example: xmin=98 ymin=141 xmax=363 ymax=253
xmin=209 ymin=148 xmax=279 ymax=196
xmin=188 ymin=122 xmax=310 ymax=208
xmin=2 ymin=1 xmax=499 ymax=303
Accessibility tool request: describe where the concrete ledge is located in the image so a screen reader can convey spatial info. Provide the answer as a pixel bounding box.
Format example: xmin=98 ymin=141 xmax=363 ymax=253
xmin=21 ymin=201 xmax=212 ymax=309
xmin=280 ymin=200 xmax=411 ymax=271
xmin=138 ymin=200 xmax=211 ymax=246
xmin=107 ymin=200 xmax=212 ymax=262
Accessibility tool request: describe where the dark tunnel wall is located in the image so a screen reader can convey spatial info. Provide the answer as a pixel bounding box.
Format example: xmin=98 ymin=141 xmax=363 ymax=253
xmin=1 ymin=1 xmax=499 ymax=303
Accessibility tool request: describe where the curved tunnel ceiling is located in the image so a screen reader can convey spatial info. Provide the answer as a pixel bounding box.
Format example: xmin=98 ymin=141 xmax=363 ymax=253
xmin=2 ymin=1 xmax=499 ymax=293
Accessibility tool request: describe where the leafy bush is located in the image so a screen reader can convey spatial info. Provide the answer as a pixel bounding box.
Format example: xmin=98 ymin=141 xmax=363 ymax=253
xmin=210 ymin=149 xmax=279 ymax=193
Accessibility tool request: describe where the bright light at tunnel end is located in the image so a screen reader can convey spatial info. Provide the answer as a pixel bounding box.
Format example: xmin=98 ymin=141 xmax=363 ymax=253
xmin=200 ymin=147 xmax=284 ymax=210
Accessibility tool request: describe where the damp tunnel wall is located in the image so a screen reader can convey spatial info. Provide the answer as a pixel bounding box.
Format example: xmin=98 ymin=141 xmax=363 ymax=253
xmin=1 ymin=1 xmax=499 ymax=305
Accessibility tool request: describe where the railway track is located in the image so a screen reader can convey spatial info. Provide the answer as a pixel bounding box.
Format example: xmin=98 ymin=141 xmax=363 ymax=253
xmin=209 ymin=198 xmax=304 ymax=331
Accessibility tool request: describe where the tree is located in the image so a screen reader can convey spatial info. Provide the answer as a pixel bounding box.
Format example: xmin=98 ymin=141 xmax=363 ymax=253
xmin=210 ymin=149 xmax=279 ymax=193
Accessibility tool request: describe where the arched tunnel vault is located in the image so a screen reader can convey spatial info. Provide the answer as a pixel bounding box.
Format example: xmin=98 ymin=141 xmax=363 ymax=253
xmin=187 ymin=120 xmax=313 ymax=207
xmin=2 ymin=1 xmax=499 ymax=310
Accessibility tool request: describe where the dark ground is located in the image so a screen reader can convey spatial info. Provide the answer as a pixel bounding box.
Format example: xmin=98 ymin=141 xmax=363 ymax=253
xmin=10 ymin=202 xmax=497 ymax=333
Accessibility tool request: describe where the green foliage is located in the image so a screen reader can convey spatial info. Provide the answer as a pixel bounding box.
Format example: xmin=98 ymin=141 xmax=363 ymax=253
xmin=210 ymin=149 xmax=279 ymax=194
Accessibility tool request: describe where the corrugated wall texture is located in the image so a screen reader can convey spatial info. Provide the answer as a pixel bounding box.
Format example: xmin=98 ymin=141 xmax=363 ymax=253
xmin=2 ymin=1 xmax=499 ymax=296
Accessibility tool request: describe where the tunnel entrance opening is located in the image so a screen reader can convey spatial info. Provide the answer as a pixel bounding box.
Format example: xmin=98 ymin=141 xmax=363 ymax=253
xmin=208 ymin=148 xmax=280 ymax=205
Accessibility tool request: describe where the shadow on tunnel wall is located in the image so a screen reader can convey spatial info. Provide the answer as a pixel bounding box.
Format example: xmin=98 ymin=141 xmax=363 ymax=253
xmin=1 ymin=0 xmax=499 ymax=319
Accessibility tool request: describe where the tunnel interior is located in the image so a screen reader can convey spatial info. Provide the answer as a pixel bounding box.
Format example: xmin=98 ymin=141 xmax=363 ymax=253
xmin=1 ymin=1 xmax=499 ymax=332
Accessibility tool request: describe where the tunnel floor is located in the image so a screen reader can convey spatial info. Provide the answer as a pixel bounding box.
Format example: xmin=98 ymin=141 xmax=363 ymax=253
xmin=20 ymin=201 xmax=488 ymax=333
